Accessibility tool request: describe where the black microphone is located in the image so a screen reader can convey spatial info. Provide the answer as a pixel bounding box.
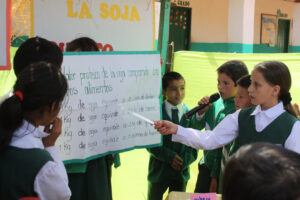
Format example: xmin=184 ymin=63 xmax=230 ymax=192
xmin=184 ymin=93 xmax=220 ymax=119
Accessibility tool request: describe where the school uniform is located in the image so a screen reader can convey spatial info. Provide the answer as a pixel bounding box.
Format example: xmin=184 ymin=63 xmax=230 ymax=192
xmin=171 ymin=102 xmax=300 ymax=155
xmin=0 ymin=120 xmax=71 ymax=200
xmin=194 ymin=97 xmax=235 ymax=193
xmin=66 ymin=154 xmax=120 ymax=200
xmin=219 ymin=103 xmax=299 ymax=192
xmin=147 ymin=101 xmax=199 ymax=200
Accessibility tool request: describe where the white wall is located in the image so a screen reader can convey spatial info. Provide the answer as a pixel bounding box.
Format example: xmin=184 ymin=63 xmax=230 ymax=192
xmin=190 ymin=0 xmax=228 ymax=43
xmin=228 ymin=0 xmax=244 ymax=43
xmin=292 ymin=4 xmax=300 ymax=46
xmin=155 ymin=2 xmax=161 ymax=40
xmin=171 ymin=0 xmax=229 ymax=43
xmin=170 ymin=0 xmax=300 ymax=46
xmin=242 ymin=0 xmax=255 ymax=44
xmin=228 ymin=0 xmax=255 ymax=45
xmin=254 ymin=0 xmax=294 ymax=44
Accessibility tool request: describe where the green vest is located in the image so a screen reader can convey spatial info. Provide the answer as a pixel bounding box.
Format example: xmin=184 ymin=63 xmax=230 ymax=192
xmin=230 ymin=107 xmax=298 ymax=155
xmin=147 ymin=102 xmax=198 ymax=183
xmin=0 ymin=146 xmax=53 ymax=200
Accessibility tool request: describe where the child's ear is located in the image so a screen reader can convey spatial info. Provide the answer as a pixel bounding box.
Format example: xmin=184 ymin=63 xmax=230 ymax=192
xmin=162 ymin=90 xmax=166 ymax=96
xmin=273 ymin=85 xmax=280 ymax=97
xmin=50 ymin=102 xmax=57 ymax=112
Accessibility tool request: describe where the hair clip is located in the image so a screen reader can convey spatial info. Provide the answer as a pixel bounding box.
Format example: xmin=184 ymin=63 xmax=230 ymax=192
xmin=14 ymin=91 xmax=24 ymax=101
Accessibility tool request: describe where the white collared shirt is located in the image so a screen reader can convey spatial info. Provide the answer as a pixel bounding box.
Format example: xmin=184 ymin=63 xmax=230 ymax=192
xmin=0 ymin=90 xmax=13 ymax=105
xmin=172 ymin=102 xmax=300 ymax=154
xmin=10 ymin=120 xmax=71 ymax=200
xmin=164 ymin=100 xmax=184 ymax=122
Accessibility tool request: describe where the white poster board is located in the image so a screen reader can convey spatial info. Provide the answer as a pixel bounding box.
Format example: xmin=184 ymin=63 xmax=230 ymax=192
xmin=33 ymin=0 xmax=155 ymax=51
xmin=0 ymin=0 xmax=11 ymax=70
xmin=58 ymin=52 xmax=162 ymax=162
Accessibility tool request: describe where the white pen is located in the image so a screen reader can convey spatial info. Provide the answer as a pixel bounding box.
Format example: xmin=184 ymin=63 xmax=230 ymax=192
xmin=129 ymin=111 xmax=154 ymax=125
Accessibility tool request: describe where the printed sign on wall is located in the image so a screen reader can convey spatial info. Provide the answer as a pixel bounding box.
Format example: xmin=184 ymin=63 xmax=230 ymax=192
xmin=33 ymin=0 xmax=155 ymax=51
xmin=58 ymin=52 xmax=161 ymax=162
xmin=0 ymin=0 xmax=11 ymax=70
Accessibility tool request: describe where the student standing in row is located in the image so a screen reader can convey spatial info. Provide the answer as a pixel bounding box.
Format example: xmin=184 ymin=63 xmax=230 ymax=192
xmin=65 ymin=37 xmax=120 ymax=200
xmin=0 ymin=62 xmax=70 ymax=200
xmin=219 ymin=74 xmax=253 ymax=192
xmin=0 ymin=37 xmax=63 ymax=104
xmin=147 ymin=72 xmax=199 ymax=200
xmin=194 ymin=61 xmax=248 ymax=193
xmin=154 ymin=61 xmax=300 ymax=157
xmin=221 ymin=74 xmax=253 ymax=168
xmin=221 ymin=74 xmax=253 ymax=169
xmin=233 ymin=75 xmax=253 ymax=111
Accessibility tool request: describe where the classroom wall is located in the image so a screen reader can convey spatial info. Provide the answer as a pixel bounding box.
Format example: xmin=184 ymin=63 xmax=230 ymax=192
xmin=253 ymin=0 xmax=294 ymax=44
xmin=189 ymin=0 xmax=228 ymax=43
xmin=291 ymin=4 xmax=300 ymax=52
xmin=184 ymin=0 xmax=230 ymax=52
xmin=170 ymin=0 xmax=229 ymax=43
xmin=227 ymin=0 xmax=255 ymax=53
xmin=253 ymin=0 xmax=297 ymax=52
xmin=170 ymin=0 xmax=300 ymax=53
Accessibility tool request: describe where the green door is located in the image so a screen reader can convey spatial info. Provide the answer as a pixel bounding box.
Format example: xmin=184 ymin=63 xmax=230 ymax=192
xmin=277 ymin=19 xmax=290 ymax=53
xmin=168 ymin=6 xmax=191 ymax=52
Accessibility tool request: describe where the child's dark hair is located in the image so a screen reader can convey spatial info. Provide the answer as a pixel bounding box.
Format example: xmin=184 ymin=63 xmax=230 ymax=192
xmin=0 ymin=62 xmax=68 ymax=151
xmin=254 ymin=61 xmax=296 ymax=117
xmin=66 ymin=37 xmax=99 ymax=52
xmin=13 ymin=36 xmax=63 ymax=76
xmin=237 ymin=75 xmax=251 ymax=89
xmin=217 ymin=60 xmax=249 ymax=85
xmin=162 ymin=71 xmax=184 ymax=90
xmin=222 ymin=143 xmax=300 ymax=200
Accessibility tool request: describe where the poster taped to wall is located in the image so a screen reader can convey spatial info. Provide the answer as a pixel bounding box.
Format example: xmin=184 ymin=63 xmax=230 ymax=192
xmin=261 ymin=14 xmax=277 ymax=47
xmin=0 ymin=0 xmax=11 ymax=70
xmin=58 ymin=51 xmax=162 ymax=163
xmin=32 ymin=0 xmax=155 ymax=51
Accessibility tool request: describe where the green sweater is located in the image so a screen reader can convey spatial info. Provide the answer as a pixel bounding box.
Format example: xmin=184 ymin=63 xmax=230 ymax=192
xmin=0 ymin=147 xmax=53 ymax=200
xmin=198 ymin=97 xmax=236 ymax=179
xmin=147 ymin=102 xmax=200 ymax=183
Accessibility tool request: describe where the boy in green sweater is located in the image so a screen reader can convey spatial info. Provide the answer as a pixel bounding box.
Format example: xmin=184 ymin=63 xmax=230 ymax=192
xmin=147 ymin=72 xmax=199 ymax=200
xmin=194 ymin=60 xmax=248 ymax=193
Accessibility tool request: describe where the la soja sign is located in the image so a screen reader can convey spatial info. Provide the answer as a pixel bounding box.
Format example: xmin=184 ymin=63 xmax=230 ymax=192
xmin=33 ymin=0 xmax=155 ymax=51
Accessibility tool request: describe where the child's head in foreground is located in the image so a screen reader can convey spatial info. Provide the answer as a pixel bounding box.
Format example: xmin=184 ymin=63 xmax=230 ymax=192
xmin=222 ymin=142 xmax=300 ymax=200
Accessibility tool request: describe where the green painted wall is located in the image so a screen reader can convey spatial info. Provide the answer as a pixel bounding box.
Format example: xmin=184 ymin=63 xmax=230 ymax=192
xmin=189 ymin=42 xmax=300 ymax=53
xmin=289 ymin=45 xmax=300 ymax=52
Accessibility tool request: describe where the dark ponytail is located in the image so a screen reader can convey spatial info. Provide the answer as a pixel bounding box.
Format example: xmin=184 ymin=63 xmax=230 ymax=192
xmin=0 ymin=95 xmax=23 ymax=150
xmin=0 ymin=62 xmax=68 ymax=151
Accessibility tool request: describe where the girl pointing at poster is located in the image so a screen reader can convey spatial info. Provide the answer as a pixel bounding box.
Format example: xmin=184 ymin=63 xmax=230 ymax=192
xmin=154 ymin=61 xmax=300 ymax=156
